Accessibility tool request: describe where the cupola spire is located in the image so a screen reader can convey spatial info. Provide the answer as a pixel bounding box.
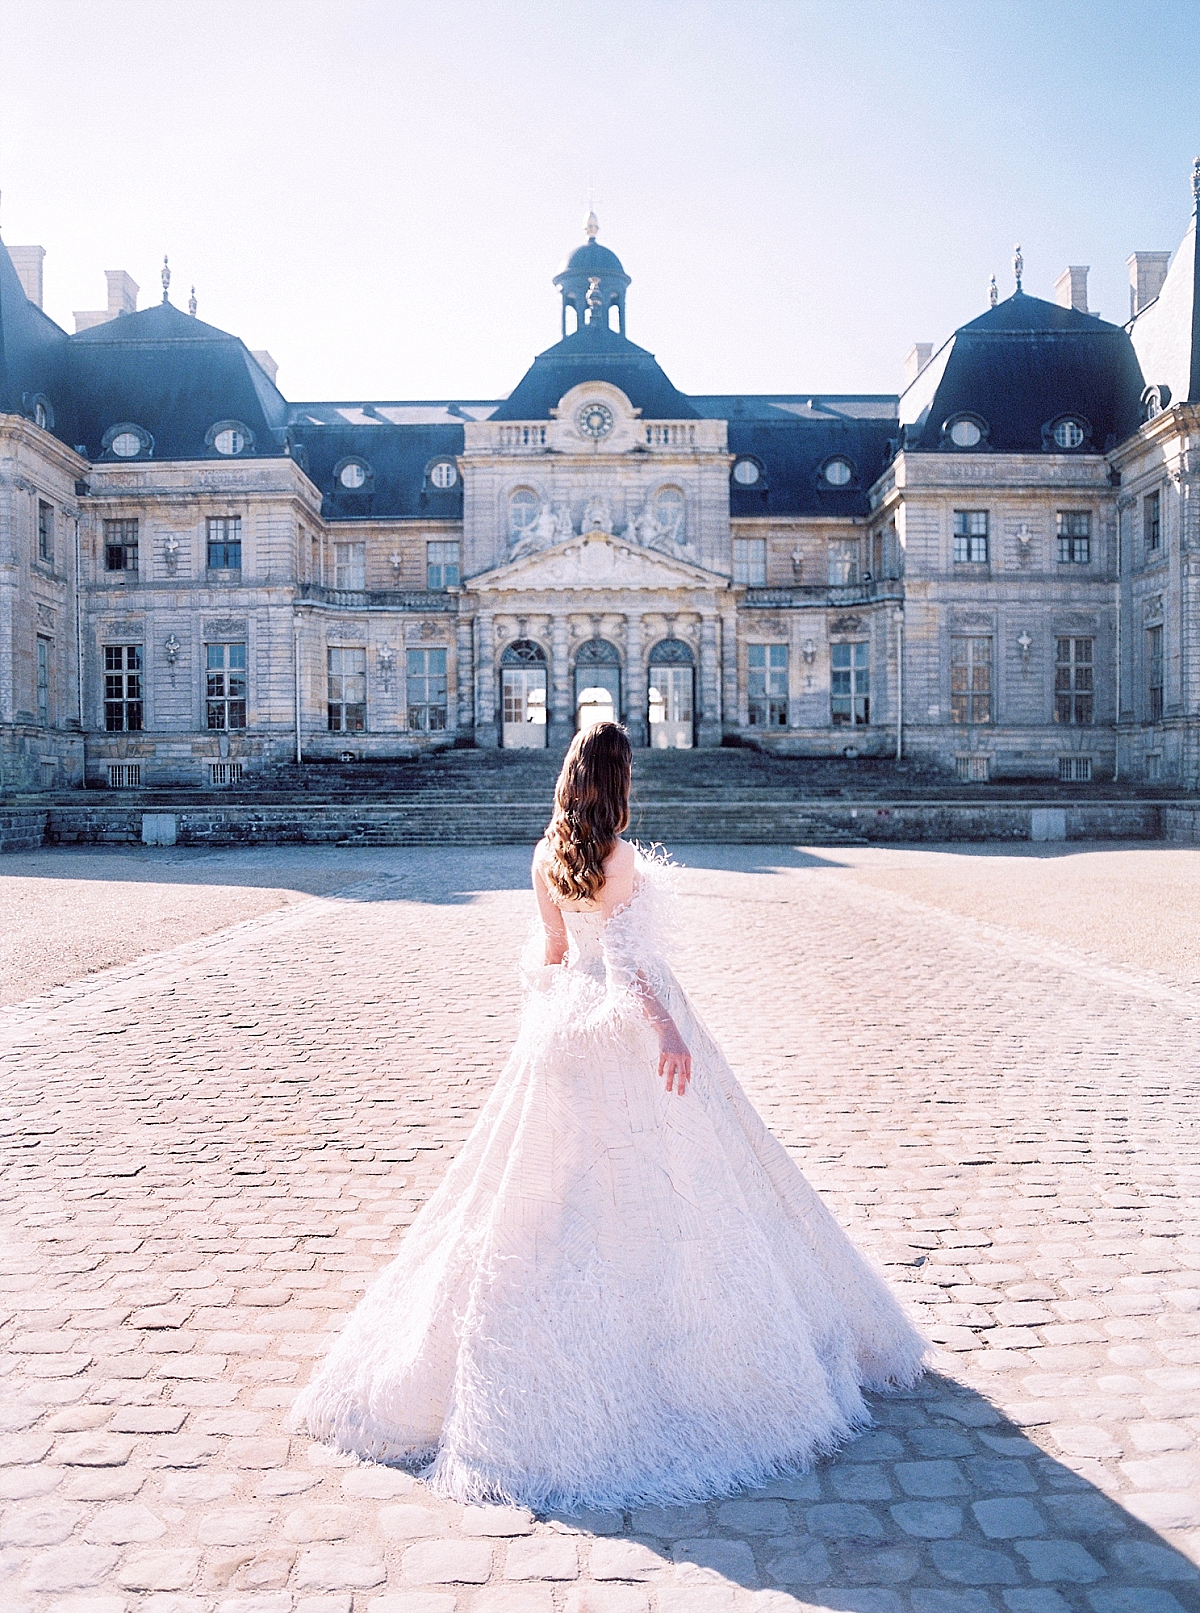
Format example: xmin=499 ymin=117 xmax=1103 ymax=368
xmin=553 ymin=214 xmax=631 ymax=337
xmin=1013 ymin=244 xmax=1024 ymax=294
xmin=989 ymin=274 xmax=998 ymax=308
xmin=161 ymin=254 xmax=171 ymax=304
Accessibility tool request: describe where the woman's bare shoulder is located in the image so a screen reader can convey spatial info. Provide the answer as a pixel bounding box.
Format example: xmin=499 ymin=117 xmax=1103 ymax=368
xmin=605 ymin=837 xmax=636 ymax=872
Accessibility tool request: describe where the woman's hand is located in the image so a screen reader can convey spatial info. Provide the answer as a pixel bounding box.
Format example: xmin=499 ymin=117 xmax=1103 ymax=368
xmin=657 ymin=1022 xmax=692 ymax=1097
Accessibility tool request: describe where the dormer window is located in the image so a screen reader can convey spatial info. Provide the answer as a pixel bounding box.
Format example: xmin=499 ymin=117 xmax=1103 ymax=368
xmin=429 ymin=459 xmax=458 ymax=490
xmin=732 ymin=458 xmax=761 ymax=486
xmin=28 ymin=394 xmax=54 ymax=431
xmin=943 ymin=414 xmax=989 ymax=449
xmin=102 ymin=422 xmax=153 ymax=460
xmin=1053 ymin=418 xmax=1085 ymax=449
xmin=337 ymin=459 xmax=370 ymax=490
xmin=1041 ymin=414 xmax=1093 ymax=453
xmin=206 ymin=420 xmax=255 ymax=457
xmin=822 ymin=457 xmax=854 ymax=487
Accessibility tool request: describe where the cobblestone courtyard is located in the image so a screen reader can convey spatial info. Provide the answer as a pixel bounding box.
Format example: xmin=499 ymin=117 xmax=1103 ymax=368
xmin=2 ymin=841 xmax=1199 ymax=1613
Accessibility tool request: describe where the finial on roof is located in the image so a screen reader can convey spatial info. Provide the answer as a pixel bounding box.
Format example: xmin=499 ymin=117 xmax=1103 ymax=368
xmin=188 ymin=285 xmax=197 ymax=317
xmin=585 ymin=210 xmax=599 ymax=240
xmin=989 ymin=274 xmax=998 ymax=308
xmin=1192 ymin=156 xmax=1200 ymax=209
xmin=1013 ymin=244 xmax=1023 ymax=293
xmin=161 ymin=254 xmax=171 ymax=304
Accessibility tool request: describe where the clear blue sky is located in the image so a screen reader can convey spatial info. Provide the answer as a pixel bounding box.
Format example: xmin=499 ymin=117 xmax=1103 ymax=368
xmin=1 ymin=0 xmax=1197 ymax=403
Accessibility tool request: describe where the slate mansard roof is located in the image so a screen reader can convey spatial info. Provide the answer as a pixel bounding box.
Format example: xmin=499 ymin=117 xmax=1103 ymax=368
xmin=899 ymin=290 xmax=1146 ymax=454
xmin=15 ymin=213 xmax=1200 ymax=519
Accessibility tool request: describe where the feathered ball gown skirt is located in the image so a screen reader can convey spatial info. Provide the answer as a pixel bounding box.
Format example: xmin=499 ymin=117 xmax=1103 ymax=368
xmin=294 ymin=899 xmax=926 ymax=1512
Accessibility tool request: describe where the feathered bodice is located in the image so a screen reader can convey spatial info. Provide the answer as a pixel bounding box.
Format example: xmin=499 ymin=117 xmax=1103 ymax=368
xmin=562 ymin=907 xmax=607 ymax=981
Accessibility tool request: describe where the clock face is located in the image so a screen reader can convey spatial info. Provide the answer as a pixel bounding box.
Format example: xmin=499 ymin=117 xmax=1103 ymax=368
xmin=577 ymin=401 xmax=615 ymax=439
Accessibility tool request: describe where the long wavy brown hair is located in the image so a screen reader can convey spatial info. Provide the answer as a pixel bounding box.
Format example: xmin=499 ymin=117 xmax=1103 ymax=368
xmin=543 ymin=722 xmax=632 ymax=904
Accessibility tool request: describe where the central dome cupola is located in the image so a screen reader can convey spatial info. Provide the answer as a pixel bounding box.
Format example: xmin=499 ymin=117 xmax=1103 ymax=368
xmin=553 ymin=212 xmax=631 ymax=337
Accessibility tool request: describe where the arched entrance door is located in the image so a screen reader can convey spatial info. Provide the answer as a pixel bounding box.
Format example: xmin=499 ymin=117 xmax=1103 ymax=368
xmin=574 ymin=638 xmax=621 ymax=731
xmin=500 ymin=640 xmax=548 ymax=748
xmin=648 ymin=638 xmax=694 ymax=748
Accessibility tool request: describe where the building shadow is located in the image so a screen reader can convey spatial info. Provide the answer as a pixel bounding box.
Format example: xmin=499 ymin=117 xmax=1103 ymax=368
xmin=539 ymin=1370 xmax=1199 ymax=1610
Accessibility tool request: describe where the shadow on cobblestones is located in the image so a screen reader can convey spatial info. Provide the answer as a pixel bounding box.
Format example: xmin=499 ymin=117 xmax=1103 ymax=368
xmin=526 ymin=1371 xmax=1200 ymax=1612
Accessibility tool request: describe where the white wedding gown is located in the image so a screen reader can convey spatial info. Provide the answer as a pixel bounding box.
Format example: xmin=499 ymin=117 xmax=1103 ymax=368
xmin=295 ymin=853 xmax=925 ymax=1510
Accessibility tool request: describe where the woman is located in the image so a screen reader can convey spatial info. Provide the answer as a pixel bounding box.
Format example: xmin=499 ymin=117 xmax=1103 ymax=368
xmin=295 ymin=722 xmax=925 ymax=1510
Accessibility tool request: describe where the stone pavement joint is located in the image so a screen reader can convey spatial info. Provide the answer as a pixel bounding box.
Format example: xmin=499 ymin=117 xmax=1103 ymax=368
xmin=0 ymin=843 xmax=1198 ymax=1613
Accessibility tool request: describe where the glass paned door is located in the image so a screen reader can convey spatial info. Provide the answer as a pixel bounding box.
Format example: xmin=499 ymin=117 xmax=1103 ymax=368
xmin=575 ymin=665 xmax=619 ymax=731
xmin=501 ymin=666 xmax=548 ymax=748
xmin=648 ymin=665 xmax=694 ymax=748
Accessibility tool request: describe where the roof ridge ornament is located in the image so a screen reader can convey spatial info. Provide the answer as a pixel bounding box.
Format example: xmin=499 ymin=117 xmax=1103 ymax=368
xmin=188 ymin=286 xmax=197 ymax=317
xmin=161 ymin=254 xmax=171 ymax=304
xmin=989 ymin=274 xmax=998 ymax=308
xmin=1013 ymin=244 xmax=1023 ymax=294
xmin=1193 ymin=156 xmax=1200 ymax=211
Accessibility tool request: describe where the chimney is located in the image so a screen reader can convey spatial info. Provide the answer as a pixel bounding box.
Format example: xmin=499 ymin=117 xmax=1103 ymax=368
xmin=1127 ymin=250 xmax=1171 ymax=317
xmin=251 ymin=350 xmax=279 ymax=386
xmin=9 ymin=245 xmax=45 ymax=308
xmin=74 ymin=267 xmax=139 ymax=332
xmin=904 ymin=342 xmax=933 ymax=385
xmin=1054 ymin=265 xmax=1090 ymax=313
xmin=105 ymin=270 xmax=138 ymax=319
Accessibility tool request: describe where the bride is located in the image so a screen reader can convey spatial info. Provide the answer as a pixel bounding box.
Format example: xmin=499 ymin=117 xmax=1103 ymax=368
xmin=295 ymin=722 xmax=925 ymax=1510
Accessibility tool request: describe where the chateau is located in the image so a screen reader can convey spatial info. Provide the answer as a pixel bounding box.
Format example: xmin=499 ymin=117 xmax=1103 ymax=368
xmin=2 ymin=180 xmax=1199 ymax=794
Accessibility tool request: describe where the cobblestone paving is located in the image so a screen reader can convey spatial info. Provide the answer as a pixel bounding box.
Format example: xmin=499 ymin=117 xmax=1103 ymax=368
xmin=1 ymin=844 xmax=1199 ymax=1613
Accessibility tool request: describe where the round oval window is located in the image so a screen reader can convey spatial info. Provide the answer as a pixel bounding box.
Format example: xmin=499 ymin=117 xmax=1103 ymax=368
xmin=1054 ymin=419 xmax=1085 ymax=449
xmin=824 ymin=458 xmax=853 ymax=486
xmin=111 ymin=431 xmax=142 ymax=458
xmin=949 ymin=418 xmax=982 ymax=447
xmin=732 ymin=458 xmax=760 ymax=486
xmin=339 ymin=462 xmax=367 ymax=489
xmin=214 ymin=428 xmax=245 ymax=456
xmin=430 ymin=460 xmax=457 ymax=489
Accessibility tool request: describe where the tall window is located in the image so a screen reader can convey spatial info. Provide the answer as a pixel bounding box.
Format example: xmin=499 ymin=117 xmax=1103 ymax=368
xmin=827 ymin=540 xmax=858 ymax=586
xmin=334 ymin=542 xmax=366 ymax=590
xmin=407 ymin=647 xmax=447 ymax=731
xmin=205 ymin=643 xmax=247 ymax=729
xmin=327 ymin=647 xmax=366 ymax=731
xmin=831 ymin=642 xmax=870 ymax=725
xmin=37 ymin=501 xmax=53 ymax=564
xmin=953 ymin=511 xmax=988 ymax=564
xmin=1054 ymin=637 xmax=1093 ymax=725
xmin=206 ymin=516 xmax=242 ymax=570
xmin=747 ymin=644 xmax=788 ymax=728
xmin=1145 ymin=489 xmax=1161 ymax=553
xmin=426 ymin=541 xmax=460 ymax=590
xmin=950 ymin=636 xmax=992 ymax=724
xmin=732 ymin=538 xmax=766 ymax=585
xmin=310 ymin=535 xmax=320 ymax=584
xmin=36 ymin=637 xmax=50 ymax=725
xmin=1057 ymin=511 xmax=1091 ymax=564
xmin=104 ymin=645 xmax=143 ymax=731
xmin=104 ymin=519 xmax=139 ymax=573
xmin=1148 ymin=625 xmax=1164 ymax=721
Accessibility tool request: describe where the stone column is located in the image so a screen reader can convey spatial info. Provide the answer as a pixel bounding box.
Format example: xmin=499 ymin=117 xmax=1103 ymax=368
xmin=698 ymin=610 xmax=722 ymax=747
xmin=624 ymin=611 xmax=647 ymax=746
xmin=548 ymin=613 xmax=573 ymax=749
xmin=475 ymin=610 xmax=497 ymax=748
xmin=455 ymin=612 xmax=474 ymax=739
xmin=720 ymin=603 xmax=739 ymax=742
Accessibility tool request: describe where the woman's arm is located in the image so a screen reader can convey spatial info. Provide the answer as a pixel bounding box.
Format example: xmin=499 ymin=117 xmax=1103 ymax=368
xmin=531 ymin=842 xmax=569 ymax=966
xmin=633 ymin=974 xmax=692 ymax=1097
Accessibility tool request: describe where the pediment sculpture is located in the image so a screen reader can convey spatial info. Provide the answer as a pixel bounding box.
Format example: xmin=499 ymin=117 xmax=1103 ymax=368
xmin=482 ymin=530 xmax=723 ymax=594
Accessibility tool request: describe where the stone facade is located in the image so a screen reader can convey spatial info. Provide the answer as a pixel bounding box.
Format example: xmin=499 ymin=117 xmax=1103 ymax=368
xmin=2 ymin=199 xmax=1200 ymax=791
